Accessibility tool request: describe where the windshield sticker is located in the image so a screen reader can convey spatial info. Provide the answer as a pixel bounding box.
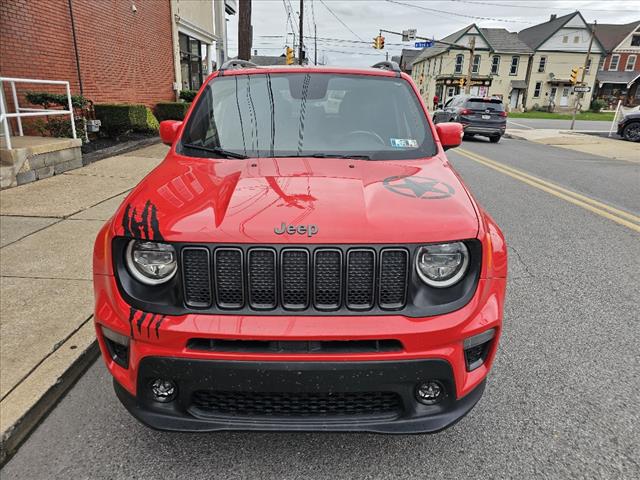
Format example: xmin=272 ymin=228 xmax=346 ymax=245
xmin=390 ymin=138 xmax=418 ymax=148
xmin=383 ymin=175 xmax=454 ymax=200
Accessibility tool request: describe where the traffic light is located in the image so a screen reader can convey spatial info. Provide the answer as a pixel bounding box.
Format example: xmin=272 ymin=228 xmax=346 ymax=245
xmin=458 ymin=78 xmax=466 ymax=87
xmin=373 ymin=35 xmax=385 ymax=50
xmin=570 ymin=67 xmax=580 ymax=85
xmin=285 ymin=47 xmax=294 ymax=65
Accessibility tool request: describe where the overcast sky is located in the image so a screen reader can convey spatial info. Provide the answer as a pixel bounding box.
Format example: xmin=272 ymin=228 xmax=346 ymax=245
xmin=226 ymin=0 xmax=640 ymax=66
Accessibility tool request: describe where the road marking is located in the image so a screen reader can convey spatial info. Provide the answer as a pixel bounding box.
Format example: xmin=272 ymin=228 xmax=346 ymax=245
xmin=455 ymin=148 xmax=640 ymax=233
xmin=506 ymin=120 xmax=534 ymax=130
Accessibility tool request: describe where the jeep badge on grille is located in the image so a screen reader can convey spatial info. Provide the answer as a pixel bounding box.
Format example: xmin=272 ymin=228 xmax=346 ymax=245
xmin=274 ymin=222 xmax=318 ymax=237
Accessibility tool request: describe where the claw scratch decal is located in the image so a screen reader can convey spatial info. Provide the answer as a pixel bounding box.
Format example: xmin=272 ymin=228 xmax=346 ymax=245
xmin=122 ymin=200 xmax=164 ymax=240
xmin=128 ymin=307 xmax=167 ymax=339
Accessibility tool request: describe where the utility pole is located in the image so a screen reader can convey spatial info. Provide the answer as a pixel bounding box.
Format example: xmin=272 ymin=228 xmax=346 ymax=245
xmin=238 ymin=0 xmax=252 ymax=60
xmin=570 ymin=21 xmax=596 ymax=130
xmin=298 ymin=0 xmax=304 ymax=65
xmin=465 ymin=36 xmax=476 ymax=94
xmin=314 ymin=23 xmax=317 ymax=65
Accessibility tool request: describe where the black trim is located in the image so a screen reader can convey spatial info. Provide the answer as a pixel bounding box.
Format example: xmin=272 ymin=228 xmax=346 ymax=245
xmin=114 ymin=358 xmax=486 ymax=434
xmin=112 ymin=239 xmax=482 ymax=318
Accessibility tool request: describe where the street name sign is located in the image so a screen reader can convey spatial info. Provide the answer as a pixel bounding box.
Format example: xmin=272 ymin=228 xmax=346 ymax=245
xmin=415 ymin=41 xmax=433 ymax=48
xmin=573 ymin=86 xmax=591 ymax=93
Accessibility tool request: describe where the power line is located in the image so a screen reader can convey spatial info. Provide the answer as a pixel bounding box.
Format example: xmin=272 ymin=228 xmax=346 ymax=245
xmin=385 ymin=0 xmax=533 ymax=24
xmin=318 ymin=0 xmax=365 ymax=41
xmin=447 ymin=0 xmax=634 ymax=13
xmin=260 ymin=34 xmax=408 ymax=47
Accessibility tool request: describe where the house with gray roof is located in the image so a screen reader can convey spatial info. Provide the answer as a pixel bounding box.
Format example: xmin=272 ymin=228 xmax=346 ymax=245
xmin=517 ymin=12 xmax=606 ymax=111
xmin=411 ymin=24 xmax=532 ymax=110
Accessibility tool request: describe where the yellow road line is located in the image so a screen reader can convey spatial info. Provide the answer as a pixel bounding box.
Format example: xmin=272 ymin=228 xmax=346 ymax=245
xmin=458 ymin=148 xmax=640 ymax=224
xmin=454 ymin=148 xmax=640 ymax=234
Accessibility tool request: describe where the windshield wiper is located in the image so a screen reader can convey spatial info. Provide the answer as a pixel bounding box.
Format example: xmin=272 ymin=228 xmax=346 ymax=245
xmin=273 ymin=153 xmax=371 ymax=160
xmin=182 ymin=143 xmax=248 ymax=159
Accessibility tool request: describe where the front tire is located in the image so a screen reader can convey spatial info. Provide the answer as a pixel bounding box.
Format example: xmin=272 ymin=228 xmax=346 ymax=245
xmin=489 ymin=135 xmax=501 ymax=143
xmin=622 ymin=122 xmax=640 ymax=142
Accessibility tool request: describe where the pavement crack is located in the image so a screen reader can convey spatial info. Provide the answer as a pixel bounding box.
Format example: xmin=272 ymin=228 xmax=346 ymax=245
xmin=508 ymin=245 xmax=534 ymax=278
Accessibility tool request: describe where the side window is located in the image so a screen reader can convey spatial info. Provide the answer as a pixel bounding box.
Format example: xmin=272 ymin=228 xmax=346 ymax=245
xmin=533 ymin=82 xmax=542 ymax=98
xmin=509 ymin=56 xmax=519 ymax=75
xmin=538 ymin=56 xmax=546 ymax=73
xmin=455 ymin=54 xmax=464 ymax=74
xmin=609 ymin=54 xmax=620 ymax=71
xmin=444 ymin=98 xmax=455 ymax=108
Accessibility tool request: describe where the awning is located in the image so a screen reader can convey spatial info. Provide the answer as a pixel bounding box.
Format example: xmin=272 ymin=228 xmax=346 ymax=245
xmin=510 ymin=80 xmax=527 ymax=89
xmin=596 ymin=70 xmax=639 ymax=88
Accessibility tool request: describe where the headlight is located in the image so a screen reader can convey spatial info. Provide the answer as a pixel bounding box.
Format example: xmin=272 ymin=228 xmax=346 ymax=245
xmin=415 ymin=242 xmax=469 ymax=288
xmin=125 ymin=240 xmax=177 ymax=285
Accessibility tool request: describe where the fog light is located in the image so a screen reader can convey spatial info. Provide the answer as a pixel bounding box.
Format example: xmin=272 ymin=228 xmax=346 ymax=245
xmin=415 ymin=381 xmax=444 ymax=405
xmin=464 ymin=328 xmax=496 ymax=371
xmin=151 ymin=379 xmax=177 ymax=403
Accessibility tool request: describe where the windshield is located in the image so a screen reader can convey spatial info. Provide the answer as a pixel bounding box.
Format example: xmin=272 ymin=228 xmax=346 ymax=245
xmin=465 ymin=99 xmax=504 ymax=111
xmin=179 ymin=73 xmax=436 ymax=160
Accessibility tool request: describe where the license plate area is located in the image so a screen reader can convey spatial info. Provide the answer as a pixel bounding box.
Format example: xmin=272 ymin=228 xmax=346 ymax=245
xmin=482 ymin=114 xmax=491 ymax=120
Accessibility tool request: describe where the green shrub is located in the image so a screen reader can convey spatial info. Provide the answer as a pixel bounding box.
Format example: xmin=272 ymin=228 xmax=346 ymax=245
xmin=94 ymin=104 xmax=159 ymax=137
xmin=155 ymin=102 xmax=190 ymax=121
xmin=590 ymin=99 xmax=606 ymax=113
xmin=25 ymin=91 xmax=92 ymax=109
xmin=179 ymin=90 xmax=197 ymax=102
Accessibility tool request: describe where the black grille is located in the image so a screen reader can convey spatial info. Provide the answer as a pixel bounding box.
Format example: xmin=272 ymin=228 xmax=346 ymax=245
xmin=190 ymin=390 xmax=402 ymax=417
xmin=248 ymin=249 xmax=276 ymax=309
xmin=181 ymin=246 xmax=409 ymax=313
xmin=214 ymin=249 xmax=244 ymax=308
xmin=379 ymin=249 xmax=409 ymax=309
xmin=314 ymin=249 xmax=342 ymax=310
xmin=182 ymin=248 xmax=212 ymax=308
xmin=187 ymin=338 xmax=403 ymax=353
xmin=346 ymin=250 xmax=375 ymax=309
xmin=281 ymin=249 xmax=310 ymax=309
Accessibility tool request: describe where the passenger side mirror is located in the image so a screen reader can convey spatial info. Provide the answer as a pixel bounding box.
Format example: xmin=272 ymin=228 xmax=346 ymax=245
xmin=435 ymin=122 xmax=463 ymax=151
xmin=437 ymin=103 xmax=443 ymax=109
xmin=160 ymin=120 xmax=182 ymax=146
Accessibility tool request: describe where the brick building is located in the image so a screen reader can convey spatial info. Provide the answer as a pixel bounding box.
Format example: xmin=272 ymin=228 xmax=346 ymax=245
xmin=1 ymin=0 xmax=175 ymax=106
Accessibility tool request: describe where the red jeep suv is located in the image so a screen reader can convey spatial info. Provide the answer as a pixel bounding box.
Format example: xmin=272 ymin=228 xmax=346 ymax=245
xmin=93 ymin=61 xmax=507 ymax=433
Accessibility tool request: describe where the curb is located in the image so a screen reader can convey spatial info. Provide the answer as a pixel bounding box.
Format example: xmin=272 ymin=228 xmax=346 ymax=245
xmin=82 ymin=136 xmax=161 ymax=165
xmin=0 ymin=339 xmax=99 ymax=466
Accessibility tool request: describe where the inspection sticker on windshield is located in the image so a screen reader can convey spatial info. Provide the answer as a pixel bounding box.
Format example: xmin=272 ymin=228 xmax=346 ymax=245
xmin=390 ymin=138 xmax=418 ymax=148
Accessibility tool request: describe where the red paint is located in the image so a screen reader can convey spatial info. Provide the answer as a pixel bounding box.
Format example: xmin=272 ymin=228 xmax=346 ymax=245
xmin=93 ymin=66 xmax=507 ymax=409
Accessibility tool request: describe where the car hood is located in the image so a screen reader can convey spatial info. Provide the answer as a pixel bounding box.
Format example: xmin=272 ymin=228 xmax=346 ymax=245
xmin=113 ymin=154 xmax=479 ymax=244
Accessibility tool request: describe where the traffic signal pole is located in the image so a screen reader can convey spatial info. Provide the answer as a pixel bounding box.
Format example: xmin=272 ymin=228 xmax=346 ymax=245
xmin=298 ymin=0 xmax=304 ymax=65
xmin=570 ymin=21 xmax=596 ymax=130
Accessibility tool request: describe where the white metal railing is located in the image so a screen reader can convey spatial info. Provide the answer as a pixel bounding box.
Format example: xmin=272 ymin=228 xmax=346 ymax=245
xmin=0 ymin=77 xmax=76 ymax=150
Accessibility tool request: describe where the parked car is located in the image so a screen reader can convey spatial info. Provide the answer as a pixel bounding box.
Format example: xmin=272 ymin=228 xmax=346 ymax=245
xmin=617 ymin=111 xmax=640 ymax=142
xmin=93 ymin=61 xmax=507 ymax=434
xmin=433 ymin=95 xmax=507 ymax=143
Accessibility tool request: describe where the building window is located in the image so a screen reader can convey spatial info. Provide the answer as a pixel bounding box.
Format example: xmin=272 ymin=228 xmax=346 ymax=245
xmin=490 ymin=55 xmax=500 ymax=75
xmin=562 ymin=35 xmax=568 ymax=43
xmin=609 ymin=54 xmax=620 ymax=71
xmin=598 ymin=56 xmax=605 ymax=71
xmin=179 ymin=32 xmax=204 ymax=90
xmin=626 ymin=55 xmax=637 ymax=71
xmin=533 ymin=81 xmax=542 ymax=98
xmin=472 ymin=55 xmax=481 ymax=74
xmin=538 ymin=56 xmax=546 ymax=73
xmin=454 ymin=54 xmax=464 ymax=74
xmin=509 ymin=56 xmax=519 ymax=75
xmin=574 ymin=35 xmax=580 ymax=43
xmin=631 ymin=34 xmax=640 ymax=47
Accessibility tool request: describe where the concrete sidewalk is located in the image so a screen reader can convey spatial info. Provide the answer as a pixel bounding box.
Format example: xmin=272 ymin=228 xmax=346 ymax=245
xmin=0 ymin=142 xmax=168 ymax=463
xmin=504 ymin=129 xmax=639 ymax=163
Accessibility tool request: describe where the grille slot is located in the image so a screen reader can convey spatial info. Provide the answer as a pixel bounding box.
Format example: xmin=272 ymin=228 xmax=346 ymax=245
xmin=379 ymin=249 xmax=409 ymax=309
xmin=182 ymin=248 xmax=212 ymax=308
xmin=281 ymin=249 xmax=310 ymax=310
xmin=346 ymin=249 xmax=376 ymax=310
xmin=187 ymin=338 xmax=403 ymax=353
xmin=248 ymin=249 xmax=277 ymax=309
xmin=314 ymin=249 xmax=342 ymax=310
xmin=180 ymin=245 xmax=410 ymax=314
xmin=214 ymin=248 xmax=244 ymax=309
xmin=191 ymin=390 xmax=402 ymax=418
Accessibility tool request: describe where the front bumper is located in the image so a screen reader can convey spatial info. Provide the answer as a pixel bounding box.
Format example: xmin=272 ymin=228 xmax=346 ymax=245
xmin=115 ymin=357 xmax=486 ymax=434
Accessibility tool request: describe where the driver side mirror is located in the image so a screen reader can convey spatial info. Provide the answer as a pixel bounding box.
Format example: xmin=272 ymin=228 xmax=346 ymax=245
xmin=435 ymin=122 xmax=463 ymax=151
xmin=160 ymin=120 xmax=182 ymax=146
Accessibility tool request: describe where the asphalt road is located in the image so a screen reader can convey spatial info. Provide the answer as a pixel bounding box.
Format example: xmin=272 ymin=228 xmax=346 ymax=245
xmin=3 ymin=137 xmax=639 ymax=479
xmin=507 ymin=117 xmax=614 ymax=131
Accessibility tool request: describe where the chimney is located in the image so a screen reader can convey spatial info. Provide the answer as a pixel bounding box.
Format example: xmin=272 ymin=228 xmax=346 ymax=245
xmin=550 ymin=14 xmax=557 ymax=21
